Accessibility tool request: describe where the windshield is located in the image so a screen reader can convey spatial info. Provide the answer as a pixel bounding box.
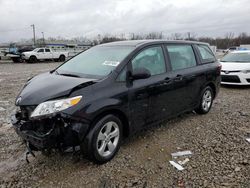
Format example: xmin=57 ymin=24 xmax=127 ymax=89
xmin=57 ymin=46 xmax=134 ymax=78
xmin=221 ymin=52 xmax=250 ymax=63
xmin=33 ymin=48 xmax=39 ymax=52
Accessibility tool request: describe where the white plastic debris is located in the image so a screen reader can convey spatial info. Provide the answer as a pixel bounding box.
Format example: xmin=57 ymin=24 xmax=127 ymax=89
xmin=171 ymin=150 xmax=192 ymax=158
xmin=246 ymin=138 xmax=250 ymax=143
xmin=0 ymin=107 xmax=6 ymax=112
xmin=169 ymin=161 xmax=184 ymax=171
xmin=178 ymin=158 xmax=190 ymax=165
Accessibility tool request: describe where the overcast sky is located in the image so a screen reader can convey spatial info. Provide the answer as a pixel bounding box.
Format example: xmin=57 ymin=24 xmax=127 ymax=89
xmin=0 ymin=0 xmax=250 ymax=43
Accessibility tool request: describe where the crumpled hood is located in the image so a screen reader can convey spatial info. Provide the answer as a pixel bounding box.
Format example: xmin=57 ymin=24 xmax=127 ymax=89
xmin=16 ymin=72 xmax=97 ymax=106
xmin=221 ymin=62 xmax=250 ymax=71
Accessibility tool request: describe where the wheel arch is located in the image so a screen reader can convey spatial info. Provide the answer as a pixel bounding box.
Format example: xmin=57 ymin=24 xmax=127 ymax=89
xmin=205 ymin=82 xmax=217 ymax=97
xmin=90 ymin=108 xmax=130 ymax=139
xmin=30 ymin=55 xmax=37 ymax=59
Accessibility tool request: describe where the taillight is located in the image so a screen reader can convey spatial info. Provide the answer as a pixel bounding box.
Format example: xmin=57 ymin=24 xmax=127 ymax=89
xmin=217 ymin=63 xmax=222 ymax=72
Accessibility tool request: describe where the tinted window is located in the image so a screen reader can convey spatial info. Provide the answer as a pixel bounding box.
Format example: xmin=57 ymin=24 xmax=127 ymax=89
xmin=197 ymin=45 xmax=215 ymax=63
xmin=37 ymin=49 xmax=44 ymax=53
xmin=45 ymin=49 xmax=50 ymax=52
xmin=166 ymin=45 xmax=197 ymax=71
xmin=132 ymin=46 xmax=166 ymax=76
xmin=57 ymin=46 xmax=134 ymax=77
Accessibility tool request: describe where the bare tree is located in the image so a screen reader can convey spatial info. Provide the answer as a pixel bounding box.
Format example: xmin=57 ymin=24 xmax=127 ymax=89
xmin=186 ymin=32 xmax=197 ymax=41
xmin=171 ymin=33 xmax=182 ymax=40
xmin=225 ymin=32 xmax=234 ymax=48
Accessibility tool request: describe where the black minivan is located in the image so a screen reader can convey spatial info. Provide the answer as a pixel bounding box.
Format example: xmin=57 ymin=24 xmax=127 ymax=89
xmin=11 ymin=40 xmax=221 ymax=163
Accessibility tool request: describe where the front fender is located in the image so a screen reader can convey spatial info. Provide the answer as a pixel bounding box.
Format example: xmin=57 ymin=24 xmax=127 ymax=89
xmin=86 ymin=98 xmax=127 ymax=116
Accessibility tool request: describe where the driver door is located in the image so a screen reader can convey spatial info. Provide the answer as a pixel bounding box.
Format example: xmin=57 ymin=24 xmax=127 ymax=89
xmin=128 ymin=45 xmax=168 ymax=130
xmin=37 ymin=48 xmax=44 ymax=59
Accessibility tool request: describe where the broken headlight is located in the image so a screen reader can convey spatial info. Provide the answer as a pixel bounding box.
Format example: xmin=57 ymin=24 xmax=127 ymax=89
xmin=31 ymin=96 xmax=82 ymax=118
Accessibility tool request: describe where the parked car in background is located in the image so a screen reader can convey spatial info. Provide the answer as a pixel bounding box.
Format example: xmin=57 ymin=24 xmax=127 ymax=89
xmin=223 ymin=46 xmax=239 ymax=53
xmin=7 ymin=46 xmax=34 ymax=63
xmin=220 ymin=51 xmax=250 ymax=85
xmin=21 ymin=48 xmax=69 ymax=63
xmin=11 ymin=40 xmax=221 ymax=163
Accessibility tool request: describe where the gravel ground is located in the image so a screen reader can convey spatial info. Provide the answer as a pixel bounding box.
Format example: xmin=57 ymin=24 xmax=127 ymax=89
xmin=0 ymin=62 xmax=249 ymax=188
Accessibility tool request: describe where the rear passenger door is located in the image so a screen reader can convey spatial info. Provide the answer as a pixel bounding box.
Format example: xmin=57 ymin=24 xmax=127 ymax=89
xmin=163 ymin=44 xmax=200 ymax=114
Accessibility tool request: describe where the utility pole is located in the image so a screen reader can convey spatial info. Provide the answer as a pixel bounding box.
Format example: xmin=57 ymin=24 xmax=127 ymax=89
xmin=41 ymin=32 xmax=45 ymax=46
xmin=31 ymin=24 xmax=36 ymax=47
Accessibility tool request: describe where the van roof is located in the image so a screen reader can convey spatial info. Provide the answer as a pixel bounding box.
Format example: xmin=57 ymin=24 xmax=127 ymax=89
xmin=99 ymin=40 xmax=209 ymax=47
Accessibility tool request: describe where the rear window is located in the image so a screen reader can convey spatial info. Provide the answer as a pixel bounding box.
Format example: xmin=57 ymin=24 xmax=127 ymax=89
xmin=197 ymin=45 xmax=215 ymax=63
xmin=166 ymin=44 xmax=197 ymax=71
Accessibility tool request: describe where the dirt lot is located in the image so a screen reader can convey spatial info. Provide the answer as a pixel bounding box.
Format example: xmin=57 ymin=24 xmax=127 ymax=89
xmin=0 ymin=62 xmax=249 ymax=187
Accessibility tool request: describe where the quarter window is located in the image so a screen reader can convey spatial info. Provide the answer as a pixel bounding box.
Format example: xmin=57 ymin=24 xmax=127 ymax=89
xmin=197 ymin=45 xmax=215 ymax=63
xmin=132 ymin=46 xmax=166 ymax=76
xmin=166 ymin=45 xmax=197 ymax=71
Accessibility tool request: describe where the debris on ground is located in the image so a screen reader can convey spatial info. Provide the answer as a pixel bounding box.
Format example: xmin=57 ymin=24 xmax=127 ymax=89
xmin=169 ymin=150 xmax=193 ymax=171
xmin=171 ymin=150 xmax=193 ymax=158
xmin=169 ymin=161 xmax=184 ymax=171
xmin=178 ymin=158 xmax=190 ymax=165
xmin=246 ymin=138 xmax=250 ymax=143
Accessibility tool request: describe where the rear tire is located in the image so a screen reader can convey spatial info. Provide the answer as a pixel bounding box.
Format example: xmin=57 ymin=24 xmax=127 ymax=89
xmin=82 ymin=114 xmax=123 ymax=164
xmin=195 ymin=86 xmax=214 ymax=114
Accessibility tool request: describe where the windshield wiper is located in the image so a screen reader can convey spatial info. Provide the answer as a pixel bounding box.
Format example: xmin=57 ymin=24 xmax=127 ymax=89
xmin=59 ymin=73 xmax=81 ymax=78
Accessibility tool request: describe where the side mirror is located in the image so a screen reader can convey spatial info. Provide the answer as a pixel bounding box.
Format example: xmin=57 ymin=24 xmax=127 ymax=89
xmin=131 ymin=68 xmax=151 ymax=80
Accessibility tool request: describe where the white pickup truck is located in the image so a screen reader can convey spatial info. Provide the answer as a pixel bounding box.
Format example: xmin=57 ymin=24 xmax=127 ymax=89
xmin=21 ymin=48 xmax=69 ymax=63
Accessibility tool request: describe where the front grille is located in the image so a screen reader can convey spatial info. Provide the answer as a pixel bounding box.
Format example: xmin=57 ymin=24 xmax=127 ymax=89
xmin=19 ymin=106 xmax=37 ymax=120
xmin=221 ymin=75 xmax=241 ymax=83
xmin=221 ymin=70 xmax=240 ymax=73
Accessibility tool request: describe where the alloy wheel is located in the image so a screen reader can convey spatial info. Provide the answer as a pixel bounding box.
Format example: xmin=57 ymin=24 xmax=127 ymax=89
xmin=202 ymin=90 xmax=212 ymax=111
xmin=96 ymin=121 xmax=120 ymax=157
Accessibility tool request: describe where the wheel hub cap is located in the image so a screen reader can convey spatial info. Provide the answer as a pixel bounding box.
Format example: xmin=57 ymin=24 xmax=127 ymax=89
xmin=96 ymin=121 xmax=120 ymax=157
xmin=202 ymin=90 xmax=212 ymax=111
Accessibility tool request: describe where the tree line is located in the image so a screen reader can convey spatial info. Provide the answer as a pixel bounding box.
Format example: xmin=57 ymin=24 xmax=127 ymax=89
xmin=15 ymin=32 xmax=250 ymax=49
xmin=95 ymin=32 xmax=250 ymax=49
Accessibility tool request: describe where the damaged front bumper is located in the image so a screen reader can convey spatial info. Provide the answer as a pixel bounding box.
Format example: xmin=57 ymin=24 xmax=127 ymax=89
xmin=11 ymin=109 xmax=90 ymax=151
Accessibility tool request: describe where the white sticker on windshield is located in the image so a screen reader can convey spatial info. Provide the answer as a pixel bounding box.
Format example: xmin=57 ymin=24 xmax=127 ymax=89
xmin=103 ymin=60 xmax=120 ymax=67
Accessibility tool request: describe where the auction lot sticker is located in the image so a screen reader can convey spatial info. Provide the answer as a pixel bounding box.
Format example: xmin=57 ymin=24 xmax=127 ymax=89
xmin=103 ymin=60 xmax=120 ymax=66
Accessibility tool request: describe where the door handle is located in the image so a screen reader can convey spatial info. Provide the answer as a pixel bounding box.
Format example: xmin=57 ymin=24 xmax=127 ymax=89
xmin=174 ymin=74 xmax=183 ymax=81
xmin=156 ymin=77 xmax=172 ymax=86
xmin=187 ymin=74 xmax=196 ymax=79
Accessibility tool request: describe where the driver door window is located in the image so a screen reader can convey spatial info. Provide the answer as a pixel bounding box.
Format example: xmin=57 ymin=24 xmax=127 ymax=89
xmin=38 ymin=49 xmax=44 ymax=53
xmin=131 ymin=46 xmax=166 ymax=76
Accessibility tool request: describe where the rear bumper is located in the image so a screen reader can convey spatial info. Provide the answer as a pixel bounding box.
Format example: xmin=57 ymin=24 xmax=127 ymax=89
xmin=11 ymin=112 xmax=90 ymax=150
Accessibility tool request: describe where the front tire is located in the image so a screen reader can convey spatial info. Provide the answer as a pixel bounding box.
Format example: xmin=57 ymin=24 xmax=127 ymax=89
xmin=83 ymin=114 xmax=123 ymax=164
xmin=59 ymin=55 xmax=65 ymax=62
xmin=28 ymin=56 xmax=37 ymax=63
xmin=195 ymin=86 xmax=214 ymax=114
